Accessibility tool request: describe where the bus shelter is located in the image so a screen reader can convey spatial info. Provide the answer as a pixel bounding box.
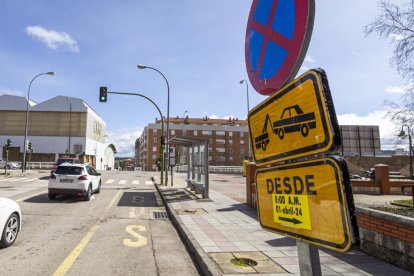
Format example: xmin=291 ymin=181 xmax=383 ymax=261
xmin=169 ymin=137 xmax=209 ymax=198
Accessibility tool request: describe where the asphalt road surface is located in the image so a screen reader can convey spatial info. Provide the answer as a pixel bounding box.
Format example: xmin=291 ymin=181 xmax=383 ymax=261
xmin=0 ymin=170 xmax=198 ymax=276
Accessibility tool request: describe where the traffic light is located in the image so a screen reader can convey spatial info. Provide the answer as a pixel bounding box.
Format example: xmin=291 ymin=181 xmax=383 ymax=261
xmin=99 ymin=87 xmax=108 ymax=102
xmin=4 ymin=139 xmax=11 ymax=150
xmin=28 ymin=142 xmax=32 ymax=150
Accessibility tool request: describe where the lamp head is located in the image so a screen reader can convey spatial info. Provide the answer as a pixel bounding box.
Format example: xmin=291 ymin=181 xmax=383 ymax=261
xmin=137 ymin=64 xmax=147 ymax=70
xmin=47 ymin=72 xmax=55 ymax=76
xmin=239 ymin=80 xmax=245 ymax=84
xmin=400 ymin=130 xmax=406 ymax=137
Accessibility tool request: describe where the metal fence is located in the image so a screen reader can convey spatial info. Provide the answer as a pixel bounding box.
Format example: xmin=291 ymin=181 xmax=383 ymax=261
xmin=175 ymin=165 xmax=243 ymax=175
xmin=27 ymin=162 xmax=54 ymax=170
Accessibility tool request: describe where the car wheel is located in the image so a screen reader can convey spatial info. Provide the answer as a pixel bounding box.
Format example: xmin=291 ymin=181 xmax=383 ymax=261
xmin=48 ymin=193 xmax=56 ymax=200
xmin=0 ymin=213 xmax=20 ymax=248
xmin=301 ymin=123 xmax=309 ymax=137
xmin=96 ymin=181 xmax=101 ymax=194
xmin=84 ymin=185 xmax=92 ymax=201
xmin=278 ymin=129 xmax=285 ymax=140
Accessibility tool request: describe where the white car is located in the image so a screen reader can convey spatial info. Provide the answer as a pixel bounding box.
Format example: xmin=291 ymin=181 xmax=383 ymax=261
xmin=48 ymin=163 xmax=101 ymax=201
xmin=0 ymin=197 xmax=21 ymax=248
xmin=0 ymin=159 xmax=21 ymax=170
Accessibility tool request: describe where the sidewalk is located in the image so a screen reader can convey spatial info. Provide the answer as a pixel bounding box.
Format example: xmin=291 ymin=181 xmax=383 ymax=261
xmin=155 ymin=173 xmax=411 ymax=275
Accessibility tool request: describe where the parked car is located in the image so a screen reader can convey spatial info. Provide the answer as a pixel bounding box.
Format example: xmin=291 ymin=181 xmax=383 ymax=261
xmin=0 ymin=159 xmax=21 ymax=170
xmin=48 ymin=163 xmax=101 ymax=201
xmin=0 ymin=197 xmax=21 ymax=248
xmin=51 ymin=157 xmax=80 ymax=172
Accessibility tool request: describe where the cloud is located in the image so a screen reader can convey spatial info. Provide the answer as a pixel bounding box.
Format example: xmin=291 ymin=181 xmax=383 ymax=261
xmin=337 ymin=110 xmax=398 ymax=150
xmin=209 ymin=114 xmax=234 ymax=120
xmin=351 ymin=51 xmax=361 ymax=56
xmin=385 ymin=83 xmax=414 ymax=94
xmin=0 ymin=88 xmax=24 ymax=96
xmin=106 ymin=127 xmax=143 ymax=157
xmin=26 ymin=25 xmax=79 ymax=53
xmin=304 ymin=55 xmax=315 ymax=63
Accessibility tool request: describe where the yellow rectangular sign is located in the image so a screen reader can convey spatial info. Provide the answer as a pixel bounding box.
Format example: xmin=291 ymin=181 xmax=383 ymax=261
xmin=256 ymin=157 xmax=354 ymax=252
xmin=248 ymin=69 xmax=340 ymax=165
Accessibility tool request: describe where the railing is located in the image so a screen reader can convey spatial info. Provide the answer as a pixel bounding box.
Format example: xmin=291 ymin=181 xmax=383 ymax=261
xmin=175 ymin=165 xmax=243 ymax=175
xmin=27 ymin=162 xmax=54 ymax=170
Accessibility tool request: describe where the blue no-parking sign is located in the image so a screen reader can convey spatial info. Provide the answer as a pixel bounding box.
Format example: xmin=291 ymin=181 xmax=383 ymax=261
xmin=245 ymin=0 xmax=315 ymax=95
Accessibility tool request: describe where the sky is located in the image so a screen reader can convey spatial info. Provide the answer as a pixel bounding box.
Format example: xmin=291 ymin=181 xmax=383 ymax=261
xmin=0 ymin=0 xmax=408 ymax=156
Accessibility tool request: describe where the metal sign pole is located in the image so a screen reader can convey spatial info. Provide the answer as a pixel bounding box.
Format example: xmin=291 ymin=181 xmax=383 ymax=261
xmin=297 ymin=240 xmax=322 ymax=276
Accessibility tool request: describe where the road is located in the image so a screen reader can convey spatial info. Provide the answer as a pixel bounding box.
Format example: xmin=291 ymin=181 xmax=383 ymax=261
xmin=0 ymin=170 xmax=198 ymax=276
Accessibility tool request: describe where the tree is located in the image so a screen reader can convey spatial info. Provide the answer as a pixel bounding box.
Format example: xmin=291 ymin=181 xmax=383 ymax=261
xmin=365 ymin=1 xmax=414 ymax=133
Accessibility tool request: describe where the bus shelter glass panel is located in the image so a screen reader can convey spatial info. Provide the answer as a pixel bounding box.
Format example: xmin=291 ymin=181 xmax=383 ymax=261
xmin=189 ymin=144 xmax=206 ymax=185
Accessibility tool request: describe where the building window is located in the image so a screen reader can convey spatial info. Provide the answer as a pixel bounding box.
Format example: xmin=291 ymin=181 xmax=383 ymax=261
xmin=216 ymin=139 xmax=225 ymax=144
xmin=153 ymin=137 xmax=157 ymax=143
xmin=208 ymin=156 xmax=212 ymax=161
xmin=171 ymin=130 xmax=175 ymax=135
xmin=202 ymin=130 xmax=212 ymax=135
xmin=240 ymin=149 xmax=245 ymax=155
xmin=153 ymin=129 xmax=157 ymax=134
xmin=229 ymin=131 xmax=233 ymax=137
xmin=216 ymin=148 xmax=225 ymax=153
xmin=240 ymin=131 xmax=244 ymax=138
xmin=194 ymin=130 xmax=198 ymax=136
xmin=183 ymin=130 xmax=187 ymax=136
xmin=153 ymin=146 xmax=157 ymax=152
xmin=229 ymin=140 xmax=233 ymax=145
xmin=215 ymin=156 xmax=225 ymax=161
xmin=229 ymin=156 xmax=233 ymax=161
xmin=229 ymin=148 xmax=233 ymax=154
xmin=240 ymin=140 xmax=245 ymax=145
xmin=152 ymin=154 xmax=157 ymax=160
xmin=216 ymin=130 xmax=225 ymax=136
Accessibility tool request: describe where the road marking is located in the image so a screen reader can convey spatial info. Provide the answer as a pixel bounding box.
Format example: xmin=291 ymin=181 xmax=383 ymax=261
xmin=123 ymin=225 xmax=147 ymax=247
xmin=16 ymin=190 xmax=46 ymax=202
xmin=0 ymin=178 xmax=14 ymax=182
xmin=22 ymin=178 xmax=38 ymax=182
xmin=53 ymin=224 xmax=100 ymax=276
xmin=118 ymin=180 xmax=127 ymax=185
xmin=53 ymin=190 xmax=122 ymax=275
xmin=10 ymin=178 xmax=28 ymax=182
xmin=132 ymin=180 xmax=140 ymax=185
xmin=105 ymin=179 xmax=114 ymax=184
xmin=140 ymin=207 xmax=146 ymax=216
xmin=129 ymin=208 xmax=136 ymax=219
xmin=145 ymin=181 xmax=153 ymax=185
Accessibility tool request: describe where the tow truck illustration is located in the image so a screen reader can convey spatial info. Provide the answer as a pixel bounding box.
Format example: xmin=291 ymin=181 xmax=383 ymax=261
xmin=273 ymin=105 xmax=316 ymax=140
xmin=254 ymin=105 xmax=317 ymax=151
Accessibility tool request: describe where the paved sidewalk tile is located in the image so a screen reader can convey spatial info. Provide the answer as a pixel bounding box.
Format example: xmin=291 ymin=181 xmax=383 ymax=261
xmin=158 ymin=179 xmax=411 ymax=275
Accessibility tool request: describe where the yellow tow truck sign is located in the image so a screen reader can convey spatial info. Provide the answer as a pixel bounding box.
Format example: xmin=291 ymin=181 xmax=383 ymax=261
xmin=256 ymin=157 xmax=354 ymax=252
xmin=248 ymin=69 xmax=340 ymax=165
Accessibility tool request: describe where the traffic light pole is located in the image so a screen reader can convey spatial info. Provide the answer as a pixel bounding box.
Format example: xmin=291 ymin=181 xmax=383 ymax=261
xmin=103 ymin=91 xmax=166 ymax=185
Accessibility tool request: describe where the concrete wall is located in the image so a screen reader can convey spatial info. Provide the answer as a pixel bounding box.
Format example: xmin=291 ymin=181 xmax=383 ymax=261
xmin=345 ymin=156 xmax=412 ymax=176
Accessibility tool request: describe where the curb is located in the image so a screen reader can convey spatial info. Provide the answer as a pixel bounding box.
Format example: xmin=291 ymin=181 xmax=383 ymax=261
xmin=154 ymin=183 xmax=222 ymax=276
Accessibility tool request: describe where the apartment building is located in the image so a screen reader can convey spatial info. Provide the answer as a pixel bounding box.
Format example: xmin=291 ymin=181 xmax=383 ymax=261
xmin=136 ymin=117 xmax=249 ymax=171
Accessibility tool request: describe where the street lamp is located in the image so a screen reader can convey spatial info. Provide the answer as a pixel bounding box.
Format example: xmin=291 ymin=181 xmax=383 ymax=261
xmin=239 ymin=79 xmax=251 ymax=160
xmin=137 ymin=64 xmax=170 ymax=185
xmin=400 ymin=125 xmax=413 ymax=179
xmin=22 ymin=71 xmax=55 ymax=173
xmin=65 ymin=97 xmax=72 ymax=155
xmin=183 ymin=110 xmax=188 ymax=118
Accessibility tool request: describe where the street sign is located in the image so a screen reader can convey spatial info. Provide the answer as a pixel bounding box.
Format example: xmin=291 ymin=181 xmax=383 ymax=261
xmin=255 ymin=157 xmax=355 ymax=252
xmin=245 ymin=0 xmax=315 ymax=95
xmin=248 ymin=69 xmax=340 ymax=165
xmin=169 ymin=144 xmax=176 ymax=166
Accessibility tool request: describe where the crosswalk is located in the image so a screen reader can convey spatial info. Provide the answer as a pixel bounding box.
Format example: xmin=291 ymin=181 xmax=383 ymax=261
xmin=104 ymin=179 xmax=154 ymax=185
xmin=0 ymin=177 xmax=42 ymax=183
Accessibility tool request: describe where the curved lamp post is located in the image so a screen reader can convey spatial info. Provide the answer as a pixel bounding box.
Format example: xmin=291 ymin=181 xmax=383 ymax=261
xmin=65 ymin=97 xmax=72 ymax=155
xmin=22 ymin=71 xmax=55 ymax=173
xmin=137 ymin=64 xmax=170 ymax=185
xmin=239 ymin=79 xmax=251 ymax=160
xmin=400 ymin=125 xmax=413 ymax=179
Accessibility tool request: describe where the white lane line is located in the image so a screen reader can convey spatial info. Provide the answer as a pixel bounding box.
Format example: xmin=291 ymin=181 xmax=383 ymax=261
xmin=16 ymin=190 xmax=47 ymax=202
xmin=0 ymin=178 xmax=14 ymax=182
xmin=10 ymin=178 xmax=28 ymax=182
xmin=22 ymin=178 xmax=38 ymax=182
xmin=105 ymin=179 xmax=115 ymax=184
xmin=132 ymin=180 xmax=140 ymax=185
xmin=118 ymin=180 xmax=127 ymax=185
xmin=145 ymin=181 xmax=154 ymax=185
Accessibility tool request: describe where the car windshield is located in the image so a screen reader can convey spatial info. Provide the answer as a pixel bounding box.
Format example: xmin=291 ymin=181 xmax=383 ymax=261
xmin=55 ymin=166 xmax=84 ymax=175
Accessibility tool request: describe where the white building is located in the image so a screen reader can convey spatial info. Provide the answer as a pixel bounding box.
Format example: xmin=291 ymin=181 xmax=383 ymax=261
xmin=0 ymin=94 xmax=116 ymax=170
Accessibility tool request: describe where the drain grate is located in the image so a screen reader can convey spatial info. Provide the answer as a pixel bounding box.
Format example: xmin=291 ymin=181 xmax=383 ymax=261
xmin=151 ymin=211 xmax=169 ymax=220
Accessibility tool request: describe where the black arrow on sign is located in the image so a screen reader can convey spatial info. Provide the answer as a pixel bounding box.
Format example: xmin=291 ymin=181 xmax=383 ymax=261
xmin=279 ymin=217 xmax=302 ymax=225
